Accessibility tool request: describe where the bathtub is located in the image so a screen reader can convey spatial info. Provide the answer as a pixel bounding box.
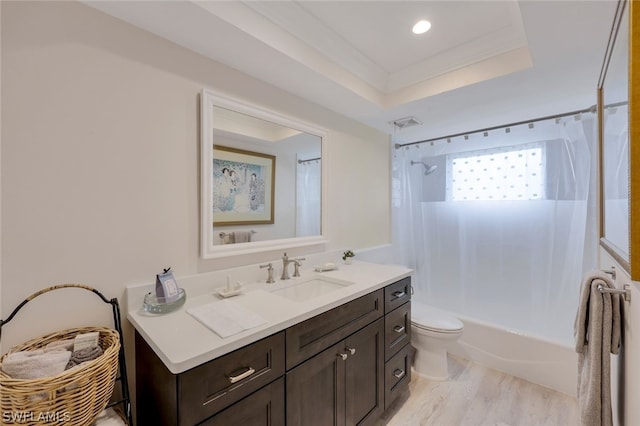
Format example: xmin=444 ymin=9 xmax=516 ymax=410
xmin=419 ymin=304 xmax=578 ymax=397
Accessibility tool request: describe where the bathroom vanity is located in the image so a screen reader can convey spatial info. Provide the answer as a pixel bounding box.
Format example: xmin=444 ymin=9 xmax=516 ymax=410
xmin=128 ymin=261 xmax=412 ymax=425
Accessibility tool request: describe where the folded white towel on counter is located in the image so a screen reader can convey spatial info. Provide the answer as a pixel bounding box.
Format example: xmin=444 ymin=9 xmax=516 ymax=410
xmin=1 ymin=349 xmax=71 ymax=379
xmin=187 ymin=299 xmax=267 ymax=338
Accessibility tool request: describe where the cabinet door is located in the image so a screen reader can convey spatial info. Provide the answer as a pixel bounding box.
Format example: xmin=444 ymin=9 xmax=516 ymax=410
xmin=200 ymin=378 xmax=284 ymax=426
xmin=286 ymin=340 xmax=347 ymax=426
xmin=345 ymin=318 xmax=384 ymax=426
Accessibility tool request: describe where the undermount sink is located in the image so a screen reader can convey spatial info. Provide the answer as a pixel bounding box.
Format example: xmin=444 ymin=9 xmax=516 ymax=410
xmin=270 ymin=276 xmax=354 ymax=302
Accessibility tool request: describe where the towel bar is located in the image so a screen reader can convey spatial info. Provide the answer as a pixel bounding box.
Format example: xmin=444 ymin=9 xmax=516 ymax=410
xmin=219 ymin=230 xmax=257 ymax=239
xmin=601 ymin=267 xmax=617 ymax=280
xmin=597 ymin=283 xmax=631 ymax=302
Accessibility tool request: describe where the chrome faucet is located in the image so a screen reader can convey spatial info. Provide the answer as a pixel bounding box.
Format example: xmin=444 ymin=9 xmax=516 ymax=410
xmin=260 ymin=263 xmax=275 ymax=283
xmin=281 ymin=252 xmax=305 ymax=280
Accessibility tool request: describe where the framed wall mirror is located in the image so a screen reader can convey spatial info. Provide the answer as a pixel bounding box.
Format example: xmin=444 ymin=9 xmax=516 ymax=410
xmin=598 ymin=0 xmax=639 ymax=279
xmin=200 ymin=89 xmax=327 ymax=259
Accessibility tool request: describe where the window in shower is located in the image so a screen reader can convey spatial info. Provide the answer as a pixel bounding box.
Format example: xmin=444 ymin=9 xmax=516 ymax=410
xmin=446 ymin=142 xmax=546 ymax=201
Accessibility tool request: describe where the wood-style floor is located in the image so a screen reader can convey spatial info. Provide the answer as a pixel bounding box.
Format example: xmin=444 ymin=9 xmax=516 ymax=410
xmin=378 ymin=355 xmax=579 ymax=426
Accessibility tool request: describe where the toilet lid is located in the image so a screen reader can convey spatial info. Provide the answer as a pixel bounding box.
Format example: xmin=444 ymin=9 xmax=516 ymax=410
xmin=411 ymin=305 xmax=464 ymax=333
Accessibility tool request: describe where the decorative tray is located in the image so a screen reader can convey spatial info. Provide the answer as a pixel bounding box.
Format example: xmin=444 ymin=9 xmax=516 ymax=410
xmin=143 ymin=288 xmax=187 ymax=314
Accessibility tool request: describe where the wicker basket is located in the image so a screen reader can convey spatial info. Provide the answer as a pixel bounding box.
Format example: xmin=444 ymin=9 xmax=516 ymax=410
xmin=0 ymin=326 xmax=120 ymax=426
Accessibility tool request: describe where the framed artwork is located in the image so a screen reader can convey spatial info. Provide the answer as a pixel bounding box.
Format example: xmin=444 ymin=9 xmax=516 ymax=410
xmin=211 ymin=145 xmax=275 ymax=226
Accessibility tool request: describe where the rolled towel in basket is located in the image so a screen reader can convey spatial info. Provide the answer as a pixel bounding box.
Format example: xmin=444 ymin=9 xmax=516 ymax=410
xmin=66 ymin=345 xmax=104 ymax=369
xmin=45 ymin=338 xmax=74 ymax=352
xmin=2 ymin=349 xmax=71 ymax=379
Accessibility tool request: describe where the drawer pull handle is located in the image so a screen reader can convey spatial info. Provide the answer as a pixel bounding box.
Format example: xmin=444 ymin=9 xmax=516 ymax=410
xmin=392 ymin=291 xmax=406 ymax=299
xmin=227 ymin=367 xmax=256 ymax=384
xmin=338 ymin=353 xmax=348 ymax=361
xmin=393 ymin=325 xmax=405 ymax=333
xmin=393 ymin=369 xmax=406 ymax=379
xmin=346 ymin=347 xmax=356 ymax=355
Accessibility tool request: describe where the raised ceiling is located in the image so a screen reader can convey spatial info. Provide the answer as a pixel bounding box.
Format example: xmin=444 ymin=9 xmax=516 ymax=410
xmin=239 ymin=1 xmax=529 ymax=93
xmin=85 ymin=0 xmax=617 ymax=143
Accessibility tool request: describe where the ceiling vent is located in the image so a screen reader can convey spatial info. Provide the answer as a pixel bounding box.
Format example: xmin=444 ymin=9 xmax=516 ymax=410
xmin=390 ymin=116 xmax=423 ymax=129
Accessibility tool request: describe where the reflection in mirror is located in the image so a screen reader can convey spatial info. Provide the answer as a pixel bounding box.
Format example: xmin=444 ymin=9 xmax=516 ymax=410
xmin=201 ymin=90 xmax=326 ymax=259
xmin=212 ymin=106 xmax=321 ymax=243
xmin=600 ymin=0 xmax=629 ymax=258
xmin=602 ymin=104 xmax=629 ymax=255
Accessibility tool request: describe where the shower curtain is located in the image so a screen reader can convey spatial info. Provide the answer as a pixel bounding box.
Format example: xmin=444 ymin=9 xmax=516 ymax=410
xmin=296 ymin=158 xmax=321 ymax=237
xmin=392 ymin=114 xmax=598 ymax=344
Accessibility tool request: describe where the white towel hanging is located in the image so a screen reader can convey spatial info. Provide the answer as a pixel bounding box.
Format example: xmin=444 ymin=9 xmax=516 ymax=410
xmin=574 ymin=271 xmax=622 ymax=426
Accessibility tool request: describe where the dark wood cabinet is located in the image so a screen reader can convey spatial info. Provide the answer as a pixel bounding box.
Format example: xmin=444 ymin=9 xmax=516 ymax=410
xmin=384 ymin=277 xmax=411 ymax=313
xmin=384 ymin=343 xmax=412 ymax=410
xmin=286 ymin=318 xmax=384 ymax=426
xmin=199 ymin=378 xmax=285 ymax=426
xmin=385 ymin=301 xmax=411 ymax=360
xmin=135 ymin=277 xmax=411 ymax=425
xmin=345 ymin=319 xmax=385 ymax=426
xmin=135 ymin=331 xmax=285 ymax=426
xmin=286 ymin=339 xmax=346 ymax=426
xmin=383 ymin=278 xmax=412 ymax=408
xmin=285 ymin=290 xmax=383 ymax=370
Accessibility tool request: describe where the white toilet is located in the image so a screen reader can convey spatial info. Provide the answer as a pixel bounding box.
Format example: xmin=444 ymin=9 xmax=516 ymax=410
xmin=411 ymin=301 xmax=464 ymax=380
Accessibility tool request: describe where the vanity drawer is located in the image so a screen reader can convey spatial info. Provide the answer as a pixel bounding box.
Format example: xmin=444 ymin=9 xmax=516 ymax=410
xmin=384 ymin=343 xmax=412 ymax=410
xmin=199 ymin=377 xmax=285 ymax=426
xmin=179 ymin=332 xmax=285 ymax=425
xmin=385 ymin=301 xmax=411 ymax=361
xmin=286 ymin=290 xmax=383 ymax=370
xmin=384 ymin=277 xmax=411 ymax=313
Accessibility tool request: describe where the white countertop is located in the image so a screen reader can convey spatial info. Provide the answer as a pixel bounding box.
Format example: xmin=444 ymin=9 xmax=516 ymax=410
xmin=126 ymin=260 xmax=412 ymax=374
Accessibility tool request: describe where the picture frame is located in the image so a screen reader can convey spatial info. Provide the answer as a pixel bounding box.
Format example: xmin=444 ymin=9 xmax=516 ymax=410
xmin=211 ymin=145 xmax=275 ymax=226
xmin=200 ymin=88 xmax=327 ymax=260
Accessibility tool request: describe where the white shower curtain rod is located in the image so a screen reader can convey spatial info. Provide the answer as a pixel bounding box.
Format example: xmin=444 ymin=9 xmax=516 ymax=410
xmin=394 ymin=104 xmax=599 ymax=150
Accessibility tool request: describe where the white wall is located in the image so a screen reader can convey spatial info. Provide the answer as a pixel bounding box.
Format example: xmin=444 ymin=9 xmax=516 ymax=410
xmin=0 ymin=0 xmax=3 ymax=328
xmin=600 ymin=249 xmax=640 ymax=426
xmin=0 ymin=0 xmax=390 ymax=355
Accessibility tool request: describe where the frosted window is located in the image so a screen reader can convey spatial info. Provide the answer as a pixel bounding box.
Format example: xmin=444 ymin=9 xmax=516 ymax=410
xmin=447 ymin=144 xmax=545 ymax=201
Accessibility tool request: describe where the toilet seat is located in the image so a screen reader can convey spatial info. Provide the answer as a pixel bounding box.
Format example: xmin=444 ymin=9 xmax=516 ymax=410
xmin=411 ymin=303 xmax=464 ymax=334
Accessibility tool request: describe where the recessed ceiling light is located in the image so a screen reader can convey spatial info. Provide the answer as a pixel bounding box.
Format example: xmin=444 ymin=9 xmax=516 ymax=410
xmin=412 ymin=19 xmax=431 ymax=35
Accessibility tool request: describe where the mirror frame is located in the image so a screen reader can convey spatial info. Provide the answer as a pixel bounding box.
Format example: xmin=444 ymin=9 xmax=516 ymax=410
xmin=597 ymin=0 xmax=639 ymax=279
xmin=200 ymin=89 xmax=328 ymax=259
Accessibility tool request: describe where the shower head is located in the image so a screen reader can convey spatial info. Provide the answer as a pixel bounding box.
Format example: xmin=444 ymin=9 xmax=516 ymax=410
xmin=410 ymin=160 xmax=438 ymax=176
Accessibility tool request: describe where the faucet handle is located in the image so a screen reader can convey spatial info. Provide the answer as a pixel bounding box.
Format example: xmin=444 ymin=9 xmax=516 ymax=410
xmin=260 ymin=263 xmax=275 ymax=284
xmin=292 ymin=258 xmax=305 ymax=277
